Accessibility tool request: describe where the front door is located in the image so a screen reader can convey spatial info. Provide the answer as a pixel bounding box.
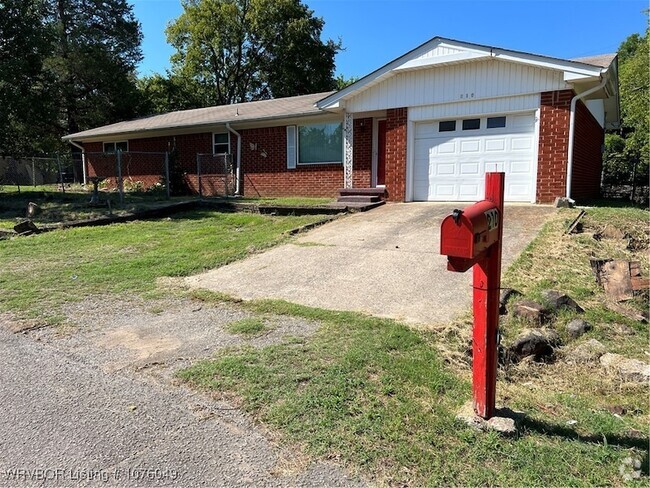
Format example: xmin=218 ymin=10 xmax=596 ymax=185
xmin=376 ymin=119 xmax=387 ymax=186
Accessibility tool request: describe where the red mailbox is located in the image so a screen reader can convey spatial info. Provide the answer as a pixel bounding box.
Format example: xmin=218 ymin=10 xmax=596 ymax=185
xmin=440 ymin=200 xmax=500 ymax=268
xmin=440 ymin=173 xmax=505 ymax=419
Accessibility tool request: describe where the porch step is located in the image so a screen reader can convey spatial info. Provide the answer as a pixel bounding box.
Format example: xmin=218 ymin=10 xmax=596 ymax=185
xmin=337 ymin=188 xmax=386 ymax=198
xmin=337 ymin=195 xmax=380 ymax=203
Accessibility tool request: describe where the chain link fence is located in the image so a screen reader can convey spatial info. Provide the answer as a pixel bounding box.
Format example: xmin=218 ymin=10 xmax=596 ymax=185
xmin=0 ymin=154 xmax=82 ymax=192
xmin=84 ymin=150 xmax=170 ymax=204
xmin=1 ymin=150 xmax=238 ymax=204
xmin=196 ymin=153 xmax=235 ymax=197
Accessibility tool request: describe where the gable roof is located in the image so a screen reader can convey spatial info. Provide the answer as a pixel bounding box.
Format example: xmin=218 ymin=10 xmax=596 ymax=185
xmin=317 ymin=37 xmax=613 ymax=109
xmin=571 ymin=53 xmax=617 ymax=68
xmin=63 ymin=91 xmax=335 ymax=141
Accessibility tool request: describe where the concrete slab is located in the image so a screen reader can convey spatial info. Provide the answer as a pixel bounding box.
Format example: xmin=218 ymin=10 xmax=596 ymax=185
xmin=186 ymin=203 xmax=555 ymax=325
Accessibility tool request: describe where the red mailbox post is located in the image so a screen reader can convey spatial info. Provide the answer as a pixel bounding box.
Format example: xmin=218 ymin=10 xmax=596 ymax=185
xmin=440 ymin=173 xmax=505 ymax=419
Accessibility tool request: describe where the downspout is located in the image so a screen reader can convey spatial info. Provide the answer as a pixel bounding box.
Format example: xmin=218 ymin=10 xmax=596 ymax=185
xmin=566 ymin=75 xmax=608 ymax=198
xmin=67 ymin=140 xmax=87 ymax=185
xmin=225 ymin=123 xmax=241 ymax=196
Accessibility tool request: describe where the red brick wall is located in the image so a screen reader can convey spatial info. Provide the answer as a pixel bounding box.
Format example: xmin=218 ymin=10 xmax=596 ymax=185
xmin=81 ymin=121 xmax=380 ymax=197
xmin=385 ymin=108 xmax=407 ymax=201
xmin=571 ymin=99 xmax=603 ymax=200
xmin=353 ymin=118 xmax=372 ymax=188
xmin=537 ymin=90 xmax=572 ymax=203
xmin=239 ymin=126 xmax=343 ymax=197
xmin=83 ymin=134 xmax=213 ymax=191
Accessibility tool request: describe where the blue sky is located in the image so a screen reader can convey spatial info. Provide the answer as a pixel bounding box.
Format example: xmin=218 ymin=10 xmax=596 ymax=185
xmin=132 ymin=0 xmax=647 ymax=78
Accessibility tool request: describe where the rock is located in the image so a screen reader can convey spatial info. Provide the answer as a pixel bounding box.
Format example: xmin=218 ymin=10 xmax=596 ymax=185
xmin=614 ymin=323 xmax=635 ymax=336
xmin=455 ymin=401 xmax=522 ymax=436
xmin=600 ymin=353 xmax=650 ymax=382
xmin=600 ymin=225 xmax=625 ymax=240
xmin=554 ymin=197 xmax=575 ymax=208
xmin=566 ymin=318 xmax=592 ymax=338
xmin=512 ymin=300 xmax=549 ymax=324
xmin=567 ymin=339 xmax=606 ymax=363
xmin=509 ymin=328 xmax=561 ymax=361
xmin=541 ymin=290 xmax=584 ymax=313
xmin=13 ymin=220 xmax=40 ymax=235
xmin=26 ymin=202 xmax=41 ymax=218
xmin=619 ymin=456 xmax=643 ymax=481
xmin=499 ymin=288 xmax=521 ymax=315
xmin=486 ymin=416 xmax=517 ymax=435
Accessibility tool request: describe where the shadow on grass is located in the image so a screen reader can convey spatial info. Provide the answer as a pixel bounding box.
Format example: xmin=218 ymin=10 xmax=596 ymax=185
xmin=522 ymin=415 xmax=649 ymax=453
xmin=577 ymin=197 xmax=649 ymax=210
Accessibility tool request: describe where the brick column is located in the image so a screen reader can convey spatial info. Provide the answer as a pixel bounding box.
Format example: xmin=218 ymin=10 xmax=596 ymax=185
xmin=385 ymin=107 xmax=407 ymax=201
xmin=536 ymin=90 xmax=573 ymax=203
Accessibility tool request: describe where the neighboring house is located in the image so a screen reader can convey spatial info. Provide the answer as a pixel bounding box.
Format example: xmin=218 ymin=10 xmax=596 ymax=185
xmin=63 ymin=37 xmax=619 ymax=203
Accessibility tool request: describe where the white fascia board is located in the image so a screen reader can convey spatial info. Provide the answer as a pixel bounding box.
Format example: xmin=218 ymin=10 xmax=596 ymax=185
xmin=493 ymin=51 xmax=603 ymax=78
xmin=393 ymin=52 xmax=489 ymax=71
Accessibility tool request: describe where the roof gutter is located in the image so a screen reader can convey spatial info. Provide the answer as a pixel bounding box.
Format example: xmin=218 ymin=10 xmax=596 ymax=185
xmin=225 ymin=123 xmax=241 ymax=196
xmin=566 ymin=74 xmax=608 ymax=198
xmin=67 ymin=139 xmax=87 ymax=185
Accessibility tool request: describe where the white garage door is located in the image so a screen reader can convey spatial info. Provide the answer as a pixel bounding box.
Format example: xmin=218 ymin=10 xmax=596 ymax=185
xmin=412 ymin=113 xmax=537 ymax=202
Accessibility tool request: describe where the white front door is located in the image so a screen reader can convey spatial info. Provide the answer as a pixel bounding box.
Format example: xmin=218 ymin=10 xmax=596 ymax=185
xmin=412 ymin=113 xmax=537 ymax=202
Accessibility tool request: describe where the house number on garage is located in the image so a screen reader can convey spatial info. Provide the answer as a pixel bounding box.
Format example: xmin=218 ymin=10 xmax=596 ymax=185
xmin=484 ymin=208 xmax=499 ymax=231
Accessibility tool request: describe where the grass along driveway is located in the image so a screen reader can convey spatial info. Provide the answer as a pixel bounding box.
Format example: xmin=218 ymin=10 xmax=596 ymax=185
xmin=0 ymin=210 xmax=326 ymax=323
xmin=180 ymin=204 xmax=649 ymax=486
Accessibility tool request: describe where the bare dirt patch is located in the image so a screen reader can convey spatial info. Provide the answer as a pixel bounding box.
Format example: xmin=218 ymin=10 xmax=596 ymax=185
xmin=26 ymin=295 xmax=322 ymax=380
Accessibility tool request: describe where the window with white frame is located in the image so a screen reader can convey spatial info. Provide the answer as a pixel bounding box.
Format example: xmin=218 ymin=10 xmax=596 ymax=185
xmin=103 ymin=141 xmax=128 ymax=153
xmin=297 ymin=122 xmax=342 ymax=165
xmin=213 ymin=132 xmax=230 ymax=154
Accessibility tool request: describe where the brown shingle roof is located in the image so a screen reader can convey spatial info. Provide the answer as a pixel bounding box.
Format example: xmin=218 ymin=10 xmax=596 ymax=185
xmin=571 ymin=53 xmax=617 ymax=68
xmin=63 ymin=91 xmax=335 ymax=141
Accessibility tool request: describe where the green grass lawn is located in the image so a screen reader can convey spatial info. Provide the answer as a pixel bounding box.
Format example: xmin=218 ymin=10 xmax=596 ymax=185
xmin=180 ymin=204 xmax=649 ymax=486
xmin=0 ymin=210 xmax=325 ymax=322
xmin=1 ymin=197 xmax=647 ymax=485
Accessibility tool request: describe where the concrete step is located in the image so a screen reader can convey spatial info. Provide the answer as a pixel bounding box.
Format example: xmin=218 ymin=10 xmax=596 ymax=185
xmin=337 ymin=187 xmax=386 ymax=198
xmin=336 ymin=195 xmax=380 ymax=203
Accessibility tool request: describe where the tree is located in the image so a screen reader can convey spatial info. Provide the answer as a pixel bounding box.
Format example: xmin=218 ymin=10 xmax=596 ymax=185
xmin=47 ymin=0 xmax=143 ymax=135
xmin=0 ymin=0 xmax=55 ymax=156
xmin=0 ymin=0 xmax=143 ymax=156
xmin=603 ymin=25 xmax=649 ymax=196
xmin=335 ymin=74 xmax=359 ymax=90
xmin=137 ymin=72 xmax=212 ymax=115
xmin=166 ymin=0 xmax=341 ymax=105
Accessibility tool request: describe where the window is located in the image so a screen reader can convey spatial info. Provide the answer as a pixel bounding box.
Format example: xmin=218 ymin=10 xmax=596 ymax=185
xmin=439 ymin=120 xmax=456 ymax=132
xmin=213 ymin=132 xmax=230 ymax=154
xmin=462 ymin=119 xmax=480 ymax=130
xmin=297 ymin=122 xmax=342 ymax=164
xmin=487 ymin=116 xmax=506 ymax=129
xmin=103 ymin=141 xmax=128 ymax=153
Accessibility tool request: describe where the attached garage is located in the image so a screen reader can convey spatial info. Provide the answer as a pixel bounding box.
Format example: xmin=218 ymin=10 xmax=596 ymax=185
xmin=412 ymin=112 xmax=538 ymax=202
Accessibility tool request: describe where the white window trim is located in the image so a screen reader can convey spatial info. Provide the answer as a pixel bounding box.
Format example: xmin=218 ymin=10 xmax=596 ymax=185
xmin=103 ymin=141 xmax=128 ymax=153
xmin=213 ymin=131 xmax=230 ymax=155
xmin=296 ymin=122 xmax=344 ymax=166
xmin=286 ymin=126 xmax=297 ymax=169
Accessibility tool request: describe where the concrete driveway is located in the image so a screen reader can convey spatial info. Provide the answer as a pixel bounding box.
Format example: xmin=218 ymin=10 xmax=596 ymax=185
xmin=186 ymin=203 xmax=555 ymax=325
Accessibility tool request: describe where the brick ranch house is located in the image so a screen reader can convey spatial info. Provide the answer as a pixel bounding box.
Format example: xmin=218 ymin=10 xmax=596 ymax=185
xmin=63 ymin=37 xmax=619 ymax=203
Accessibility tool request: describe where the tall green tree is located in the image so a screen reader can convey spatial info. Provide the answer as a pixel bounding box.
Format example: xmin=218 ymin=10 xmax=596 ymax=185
xmin=603 ymin=25 xmax=649 ymax=193
xmin=47 ymin=0 xmax=143 ymax=135
xmin=166 ymin=0 xmax=341 ymax=105
xmin=0 ymin=0 xmax=143 ymax=156
xmin=0 ymin=0 xmax=55 ymax=156
xmin=137 ymin=72 xmax=213 ymax=115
